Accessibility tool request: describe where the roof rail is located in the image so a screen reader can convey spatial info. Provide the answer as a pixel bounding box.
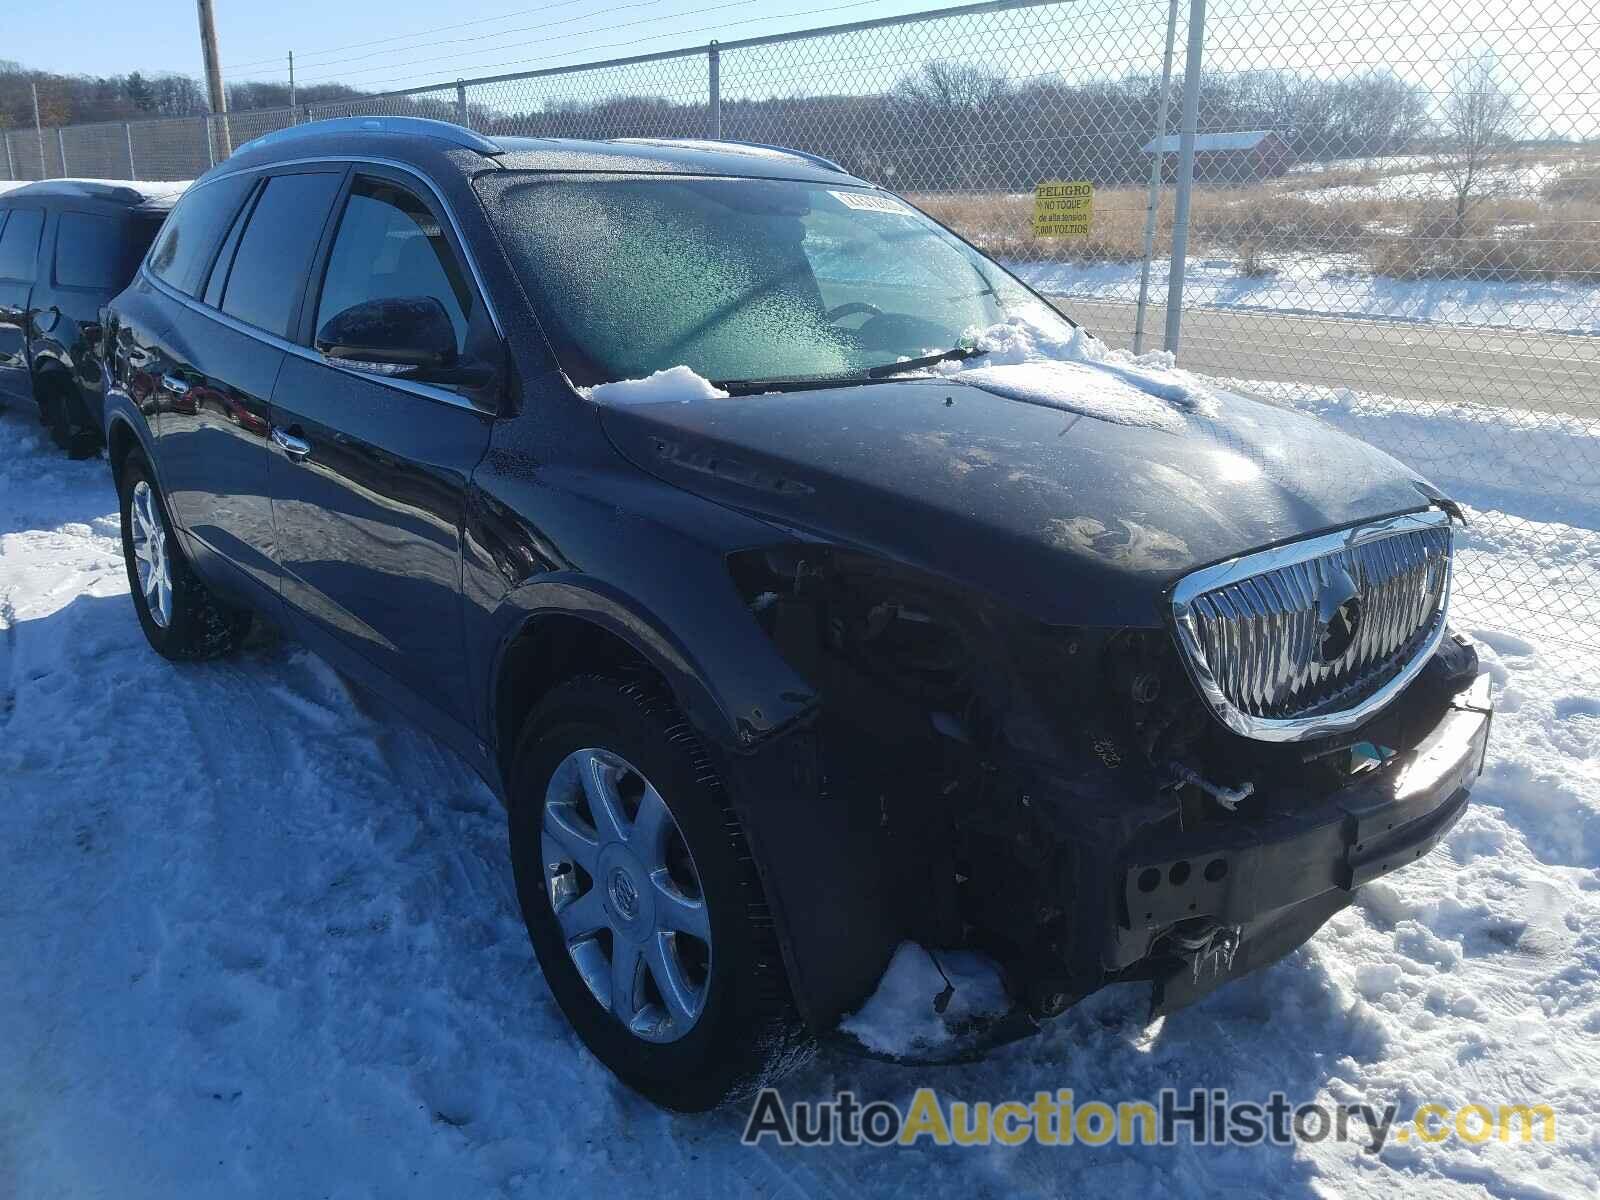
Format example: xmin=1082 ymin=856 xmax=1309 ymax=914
xmin=723 ymin=140 xmax=850 ymax=174
xmin=609 ymin=137 xmax=850 ymax=175
xmin=232 ymin=116 xmax=502 ymax=160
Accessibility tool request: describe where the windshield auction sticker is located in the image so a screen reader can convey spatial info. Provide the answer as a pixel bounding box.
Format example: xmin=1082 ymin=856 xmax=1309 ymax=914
xmin=1032 ymin=180 xmax=1094 ymax=238
xmin=742 ymin=1088 xmax=1557 ymax=1152
xmin=830 ymin=190 xmax=916 ymax=217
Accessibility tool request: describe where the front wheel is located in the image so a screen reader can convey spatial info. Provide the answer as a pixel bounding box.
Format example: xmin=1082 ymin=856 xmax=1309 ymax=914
xmin=118 ymin=452 xmax=252 ymax=660
xmin=508 ymin=675 xmax=811 ymax=1110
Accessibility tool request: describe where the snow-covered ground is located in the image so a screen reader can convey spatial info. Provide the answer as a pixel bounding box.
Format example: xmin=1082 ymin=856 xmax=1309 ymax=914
xmin=1281 ymin=158 xmax=1578 ymax=205
xmin=3 ymin=387 xmax=1598 ymax=1197
xmin=1014 ymin=254 xmax=1600 ymax=336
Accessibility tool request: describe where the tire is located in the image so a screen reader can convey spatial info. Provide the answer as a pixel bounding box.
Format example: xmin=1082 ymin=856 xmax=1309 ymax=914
xmin=508 ymin=675 xmax=811 ymax=1111
xmin=117 ymin=451 xmax=252 ymax=661
xmin=38 ymin=375 xmax=100 ymax=460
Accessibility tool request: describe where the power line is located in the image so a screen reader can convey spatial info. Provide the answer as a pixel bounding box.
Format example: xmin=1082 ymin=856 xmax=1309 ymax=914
xmin=290 ymin=0 xmax=662 ymax=83
xmin=300 ymin=0 xmax=893 ymax=90
xmin=222 ymin=1 xmax=594 ymax=73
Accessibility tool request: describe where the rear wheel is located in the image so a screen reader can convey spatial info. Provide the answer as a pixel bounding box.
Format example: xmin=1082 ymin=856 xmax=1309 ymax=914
xmin=117 ymin=452 xmax=252 ymax=660
xmin=37 ymin=374 xmax=99 ymax=459
xmin=508 ymin=675 xmax=810 ymax=1110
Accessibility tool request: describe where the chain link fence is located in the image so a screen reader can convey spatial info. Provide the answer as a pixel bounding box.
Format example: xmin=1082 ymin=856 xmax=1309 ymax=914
xmin=4 ymin=0 xmax=1597 ymax=647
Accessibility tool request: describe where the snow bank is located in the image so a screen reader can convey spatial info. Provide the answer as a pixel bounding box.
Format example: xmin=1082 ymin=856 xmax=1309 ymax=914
xmin=584 ymin=364 xmax=728 ymax=405
xmin=838 ymin=942 xmax=1011 ymax=1058
xmin=1014 ymin=253 xmax=1600 ymax=336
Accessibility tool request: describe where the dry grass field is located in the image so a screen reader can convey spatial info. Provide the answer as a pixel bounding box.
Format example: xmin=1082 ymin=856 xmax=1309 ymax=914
xmin=912 ymin=147 xmax=1600 ymax=283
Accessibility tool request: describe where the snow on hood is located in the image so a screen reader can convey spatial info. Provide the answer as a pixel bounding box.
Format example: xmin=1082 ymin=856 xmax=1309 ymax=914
xmin=935 ymin=306 xmax=1223 ymax=432
xmin=581 ymin=306 xmax=1218 ymax=430
xmin=584 ymin=365 xmax=728 ymax=404
xmin=838 ymin=942 xmax=1011 ymax=1057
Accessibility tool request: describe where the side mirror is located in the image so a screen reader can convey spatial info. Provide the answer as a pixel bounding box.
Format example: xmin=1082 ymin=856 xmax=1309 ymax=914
xmin=315 ymin=296 xmax=458 ymax=370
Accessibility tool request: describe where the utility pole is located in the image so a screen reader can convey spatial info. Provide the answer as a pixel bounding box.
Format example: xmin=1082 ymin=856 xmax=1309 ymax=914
xmin=32 ymin=82 xmax=46 ymax=179
xmin=195 ymin=0 xmax=231 ymax=156
xmin=288 ymin=51 xmax=296 ymax=112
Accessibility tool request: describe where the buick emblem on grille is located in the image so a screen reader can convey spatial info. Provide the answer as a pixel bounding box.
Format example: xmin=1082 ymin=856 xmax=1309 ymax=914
xmin=1315 ymin=565 xmax=1363 ymax=663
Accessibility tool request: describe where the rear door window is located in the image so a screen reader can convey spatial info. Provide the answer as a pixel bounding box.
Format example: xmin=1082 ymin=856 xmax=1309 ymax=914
xmin=0 ymin=208 xmax=44 ymax=282
xmin=219 ymin=171 xmax=343 ymax=339
xmin=147 ymin=174 xmax=253 ymax=295
xmin=54 ymin=211 xmax=134 ymax=289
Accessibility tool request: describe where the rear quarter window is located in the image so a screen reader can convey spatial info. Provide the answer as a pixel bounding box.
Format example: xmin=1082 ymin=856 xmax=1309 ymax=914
xmin=147 ymin=175 xmax=254 ymax=296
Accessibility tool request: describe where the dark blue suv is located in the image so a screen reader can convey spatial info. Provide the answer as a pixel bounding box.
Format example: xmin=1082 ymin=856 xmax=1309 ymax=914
xmin=0 ymin=179 xmax=182 ymax=455
xmin=102 ymin=117 xmax=1489 ymax=1110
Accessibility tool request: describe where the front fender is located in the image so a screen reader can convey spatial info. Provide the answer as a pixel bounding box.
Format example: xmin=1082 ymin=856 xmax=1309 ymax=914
xmin=485 ymin=570 xmax=816 ymax=759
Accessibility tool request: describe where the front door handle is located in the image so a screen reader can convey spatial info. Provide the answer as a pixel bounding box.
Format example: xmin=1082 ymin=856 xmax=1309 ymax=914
xmin=272 ymin=427 xmax=312 ymax=462
xmin=160 ymin=373 xmax=189 ymax=395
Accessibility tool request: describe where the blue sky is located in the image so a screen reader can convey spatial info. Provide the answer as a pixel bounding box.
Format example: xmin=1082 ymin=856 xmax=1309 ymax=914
xmin=5 ymin=0 xmax=949 ymax=90
xmin=6 ymin=0 xmax=1592 ymax=138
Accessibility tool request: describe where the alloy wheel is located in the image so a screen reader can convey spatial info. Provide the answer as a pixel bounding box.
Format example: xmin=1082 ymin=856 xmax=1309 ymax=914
xmin=542 ymin=748 xmax=712 ymax=1043
xmin=129 ymin=480 xmax=172 ymax=628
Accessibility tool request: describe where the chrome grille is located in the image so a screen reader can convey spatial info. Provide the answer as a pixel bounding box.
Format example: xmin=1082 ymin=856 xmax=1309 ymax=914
xmin=1171 ymin=512 xmax=1454 ymax=742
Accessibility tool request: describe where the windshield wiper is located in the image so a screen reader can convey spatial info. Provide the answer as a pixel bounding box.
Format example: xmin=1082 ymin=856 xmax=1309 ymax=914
xmin=712 ymin=345 xmax=984 ymax=395
xmin=866 ymin=344 xmax=983 ymax=379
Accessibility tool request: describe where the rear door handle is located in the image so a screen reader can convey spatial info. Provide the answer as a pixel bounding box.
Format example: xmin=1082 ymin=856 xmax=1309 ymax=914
xmin=161 ymin=373 xmax=189 ymax=395
xmin=272 ymin=427 xmax=312 ymax=462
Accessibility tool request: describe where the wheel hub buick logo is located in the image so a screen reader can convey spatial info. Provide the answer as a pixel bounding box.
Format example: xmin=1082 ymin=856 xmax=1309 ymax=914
xmin=608 ymin=868 xmax=640 ymax=920
xmin=1316 ymin=565 xmax=1363 ymax=663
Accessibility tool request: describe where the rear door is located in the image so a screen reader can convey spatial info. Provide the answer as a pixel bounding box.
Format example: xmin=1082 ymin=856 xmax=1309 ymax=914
xmin=0 ymin=205 xmax=44 ymax=401
xmin=150 ymin=167 xmax=343 ymax=602
xmin=43 ymin=208 xmax=161 ymax=408
xmin=269 ymin=166 xmax=497 ymax=729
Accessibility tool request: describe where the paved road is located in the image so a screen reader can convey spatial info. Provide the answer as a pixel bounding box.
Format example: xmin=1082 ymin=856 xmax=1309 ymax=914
xmin=1046 ymin=297 xmax=1600 ymax=421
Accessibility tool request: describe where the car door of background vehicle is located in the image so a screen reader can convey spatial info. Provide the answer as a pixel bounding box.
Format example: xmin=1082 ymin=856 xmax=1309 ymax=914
xmin=42 ymin=208 xmax=164 ymax=415
xmin=150 ymin=167 xmax=343 ymax=603
xmin=0 ymin=206 xmax=44 ymax=401
xmin=269 ymin=166 xmax=496 ymax=733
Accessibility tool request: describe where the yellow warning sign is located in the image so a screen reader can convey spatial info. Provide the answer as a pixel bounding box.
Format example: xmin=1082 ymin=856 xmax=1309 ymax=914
xmin=1031 ymin=180 xmax=1093 ymax=238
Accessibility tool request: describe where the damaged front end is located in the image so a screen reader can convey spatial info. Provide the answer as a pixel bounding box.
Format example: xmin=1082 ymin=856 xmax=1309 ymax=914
xmin=723 ymin=512 xmax=1491 ymax=1057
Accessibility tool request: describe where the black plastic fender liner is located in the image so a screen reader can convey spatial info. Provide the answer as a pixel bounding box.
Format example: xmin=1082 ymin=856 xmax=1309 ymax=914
xmin=720 ymin=722 xmax=904 ymax=1035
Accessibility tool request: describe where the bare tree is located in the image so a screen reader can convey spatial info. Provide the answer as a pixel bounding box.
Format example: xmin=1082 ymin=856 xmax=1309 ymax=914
xmin=893 ymin=62 xmax=1008 ymax=111
xmin=1433 ymin=54 xmax=1522 ymax=236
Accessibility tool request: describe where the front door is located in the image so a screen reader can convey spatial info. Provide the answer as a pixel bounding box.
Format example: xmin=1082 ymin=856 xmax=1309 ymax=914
xmin=269 ymin=168 xmax=497 ymax=728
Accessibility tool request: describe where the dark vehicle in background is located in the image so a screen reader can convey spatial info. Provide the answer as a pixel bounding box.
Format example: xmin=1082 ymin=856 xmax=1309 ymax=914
xmin=100 ymin=118 xmax=1491 ymax=1111
xmin=0 ymin=179 xmax=184 ymax=455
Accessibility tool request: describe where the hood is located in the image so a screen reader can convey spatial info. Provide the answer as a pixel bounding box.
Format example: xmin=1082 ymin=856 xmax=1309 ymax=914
xmin=598 ymin=374 xmax=1439 ymax=627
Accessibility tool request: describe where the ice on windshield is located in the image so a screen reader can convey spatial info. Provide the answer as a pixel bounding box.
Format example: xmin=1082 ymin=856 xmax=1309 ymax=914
xmin=478 ymin=173 xmax=1065 ymax=389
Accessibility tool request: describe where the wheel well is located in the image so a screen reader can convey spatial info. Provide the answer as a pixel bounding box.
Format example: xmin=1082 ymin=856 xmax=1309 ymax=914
xmin=32 ymin=363 xmax=73 ymax=407
xmin=107 ymin=418 xmax=141 ymax=481
xmin=493 ymin=614 xmax=665 ymax=782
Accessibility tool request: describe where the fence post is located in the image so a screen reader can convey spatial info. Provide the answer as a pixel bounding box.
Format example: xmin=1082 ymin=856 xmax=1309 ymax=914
xmin=1163 ymin=0 xmax=1206 ymax=356
xmin=707 ymin=42 xmax=722 ymax=140
xmin=455 ymin=80 xmax=468 ymax=128
xmin=1133 ymin=0 xmax=1180 ymax=356
xmin=125 ymin=123 xmax=136 ymax=179
xmin=2 ymin=131 xmax=13 ymax=181
xmin=204 ymin=115 xmax=216 ymax=168
xmin=57 ymin=128 xmax=69 ymax=176
xmin=32 ymin=83 xmax=46 ymax=180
